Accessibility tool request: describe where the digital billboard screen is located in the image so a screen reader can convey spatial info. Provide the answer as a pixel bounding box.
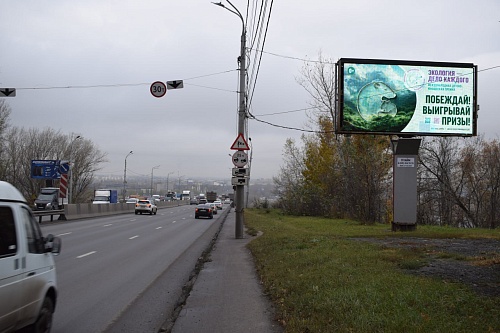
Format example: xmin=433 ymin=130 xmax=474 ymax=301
xmin=337 ymin=58 xmax=477 ymax=136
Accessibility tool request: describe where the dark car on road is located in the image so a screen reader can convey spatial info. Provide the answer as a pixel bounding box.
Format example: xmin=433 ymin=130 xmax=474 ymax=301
xmin=195 ymin=204 xmax=213 ymax=219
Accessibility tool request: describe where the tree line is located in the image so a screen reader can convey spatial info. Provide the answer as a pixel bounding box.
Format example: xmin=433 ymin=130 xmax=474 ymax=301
xmin=273 ymin=54 xmax=499 ymax=229
xmin=0 ymin=100 xmax=107 ymax=203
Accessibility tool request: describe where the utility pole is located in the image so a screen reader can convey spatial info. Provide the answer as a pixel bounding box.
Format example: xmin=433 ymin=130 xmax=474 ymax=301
xmin=166 ymin=171 xmax=174 ymax=193
xmin=151 ymin=165 xmax=160 ymax=196
xmin=213 ymin=0 xmax=247 ymax=239
xmin=123 ymin=151 xmax=133 ymax=202
xmin=235 ymin=17 xmax=246 ymax=238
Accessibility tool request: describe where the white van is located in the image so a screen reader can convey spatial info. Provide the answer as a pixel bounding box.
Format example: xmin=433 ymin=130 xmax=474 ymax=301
xmin=0 ymin=181 xmax=61 ymax=333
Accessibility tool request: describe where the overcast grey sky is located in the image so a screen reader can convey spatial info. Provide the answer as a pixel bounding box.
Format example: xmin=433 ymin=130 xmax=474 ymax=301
xmin=1 ymin=0 xmax=499 ymax=180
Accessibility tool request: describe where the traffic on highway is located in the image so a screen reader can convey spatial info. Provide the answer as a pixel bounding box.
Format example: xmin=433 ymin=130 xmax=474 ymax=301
xmin=39 ymin=203 xmax=227 ymax=332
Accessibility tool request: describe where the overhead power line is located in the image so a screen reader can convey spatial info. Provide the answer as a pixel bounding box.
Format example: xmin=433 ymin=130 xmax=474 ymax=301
xmin=251 ymin=48 xmax=336 ymax=64
xmin=17 ymin=82 xmax=150 ymax=90
xmin=246 ymin=0 xmax=274 ymax=111
xmin=10 ymin=44 xmax=499 ymax=135
xmin=250 ymin=114 xmax=333 ymax=134
xmin=16 ymin=69 xmax=238 ymax=91
xmin=253 ymin=105 xmax=321 ymax=117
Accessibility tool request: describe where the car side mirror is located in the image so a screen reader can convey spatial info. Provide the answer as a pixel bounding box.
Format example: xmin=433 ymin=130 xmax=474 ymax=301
xmin=45 ymin=234 xmax=62 ymax=255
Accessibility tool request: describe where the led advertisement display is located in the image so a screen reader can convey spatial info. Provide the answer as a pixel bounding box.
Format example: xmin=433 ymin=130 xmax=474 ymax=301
xmin=337 ymin=58 xmax=477 ymax=136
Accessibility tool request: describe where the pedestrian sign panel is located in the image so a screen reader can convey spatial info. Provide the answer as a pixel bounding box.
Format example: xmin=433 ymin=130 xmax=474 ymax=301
xmin=230 ymin=133 xmax=250 ymax=150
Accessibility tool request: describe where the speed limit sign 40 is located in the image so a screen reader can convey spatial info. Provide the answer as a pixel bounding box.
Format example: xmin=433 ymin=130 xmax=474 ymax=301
xmin=150 ymin=81 xmax=167 ymax=98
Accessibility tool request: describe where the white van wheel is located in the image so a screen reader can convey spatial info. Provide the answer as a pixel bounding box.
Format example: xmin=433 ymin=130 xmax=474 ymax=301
xmin=31 ymin=296 xmax=54 ymax=333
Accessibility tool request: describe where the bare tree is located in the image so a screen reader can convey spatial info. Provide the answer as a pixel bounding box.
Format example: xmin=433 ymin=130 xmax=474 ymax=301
xmin=0 ymin=100 xmax=10 ymax=135
xmin=273 ymin=138 xmax=307 ymax=214
xmin=481 ymin=139 xmax=500 ymax=229
xmin=1 ymin=127 xmax=23 ymax=187
xmin=0 ymin=100 xmax=12 ymax=179
xmin=296 ymin=51 xmax=336 ymax=122
xmin=460 ymin=137 xmax=500 ymax=228
xmin=418 ymin=136 xmax=500 ymax=228
xmin=419 ymin=137 xmax=471 ymax=226
xmin=1 ymin=126 xmax=107 ymax=203
xmin=288 ymin=52 xmax=392 ymax=222
xmin=68 ymin=136 xmax=107 ymax=203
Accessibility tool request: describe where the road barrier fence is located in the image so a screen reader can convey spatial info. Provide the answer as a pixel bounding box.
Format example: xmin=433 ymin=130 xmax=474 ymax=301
xmin=34 ymin=200 xmax=189 ymax=223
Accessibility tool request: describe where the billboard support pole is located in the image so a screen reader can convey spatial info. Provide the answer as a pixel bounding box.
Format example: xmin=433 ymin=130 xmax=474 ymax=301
xmin=391 ymin=137 xmax=421 ymax=231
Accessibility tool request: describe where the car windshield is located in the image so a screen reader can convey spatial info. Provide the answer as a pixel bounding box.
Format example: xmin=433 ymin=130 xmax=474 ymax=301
xmin=36 ymin=194 xmax=54 ymax=200
xmin=138 ymin=200 xmax=150 ymax=204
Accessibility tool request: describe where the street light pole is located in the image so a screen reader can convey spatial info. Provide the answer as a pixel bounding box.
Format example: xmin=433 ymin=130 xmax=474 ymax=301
xmin=150 ymin=165 xmax=160 ymax=196
xmin=68 ymin=135 xmax=81 ymax=204
xmin=177 ymin=173 xmax=185 ymax=193
xmin=213 ymin=0 xmax=247 ymax=239
xmin=166 ymin=171 xmax=174 ymax=193
xmin=123 ymin=151 xmax=133 ymax=202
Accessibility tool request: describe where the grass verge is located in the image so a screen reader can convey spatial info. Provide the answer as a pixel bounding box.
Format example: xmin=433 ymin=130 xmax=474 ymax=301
xmin=245 ymin=209 xmax=500 ymax=333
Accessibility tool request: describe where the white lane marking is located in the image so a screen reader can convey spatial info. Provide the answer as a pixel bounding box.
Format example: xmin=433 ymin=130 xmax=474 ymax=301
xmin=156 ymin=226 xmax=163 ymax=230
xmin=172 ymin=221 xmax=177 ymax=223
xmin=57 ymin=232 xmax=72 ymax=237
xmin=182 ymin=217 xmax=186 ymax=220
xmin=77 ymin=251 xmax=96 ymax=259
xmin=129 ymin=235 xmax=139 ymax=240
xmin=103 ymin=224 xmax=113 ymax=227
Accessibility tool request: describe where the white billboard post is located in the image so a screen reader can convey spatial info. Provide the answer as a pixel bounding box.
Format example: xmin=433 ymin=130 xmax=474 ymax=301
xmin=391 ymin=138 xmax=421 ymax=231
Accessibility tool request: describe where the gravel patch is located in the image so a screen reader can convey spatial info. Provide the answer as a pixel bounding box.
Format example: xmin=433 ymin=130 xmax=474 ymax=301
xmin=352 ymin=237 xmax=500 ymax=297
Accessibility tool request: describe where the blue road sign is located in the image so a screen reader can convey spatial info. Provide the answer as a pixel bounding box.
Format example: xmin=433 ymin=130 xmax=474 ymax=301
xmin=31 ymin=160 xmax=62 ymax=179
xmin=59 ymin=162 xmax=70 ymax=174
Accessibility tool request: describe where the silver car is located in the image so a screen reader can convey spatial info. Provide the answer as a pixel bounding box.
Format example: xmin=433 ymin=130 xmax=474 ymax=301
xmin=126 ymin=198 xmax=139 ymax=204
xmin=206 ymin=202 xmax=218 ymax=214
xmin=135 ymin=199 xmax=158 ymax=215
xmin=214 ymin=200 xmax=223 ymax=210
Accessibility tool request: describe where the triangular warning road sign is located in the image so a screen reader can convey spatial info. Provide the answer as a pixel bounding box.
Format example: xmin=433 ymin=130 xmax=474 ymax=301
xmin=230 ymin=133 xmax=250 ymax=150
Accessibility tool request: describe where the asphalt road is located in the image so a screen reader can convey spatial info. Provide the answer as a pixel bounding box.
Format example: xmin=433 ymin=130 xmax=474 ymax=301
xmin=40 ymin=204 xmax=223 ymax=333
